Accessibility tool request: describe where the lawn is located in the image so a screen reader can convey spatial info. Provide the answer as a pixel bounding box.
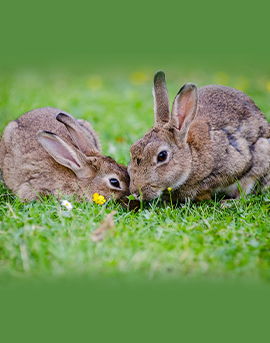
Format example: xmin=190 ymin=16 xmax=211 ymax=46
xmin=1 ymin=66 xmax=270 ymax=282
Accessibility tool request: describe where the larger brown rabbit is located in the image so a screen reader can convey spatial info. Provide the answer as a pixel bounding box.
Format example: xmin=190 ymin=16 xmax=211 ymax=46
xmin=128 ymin=71 xmax=270 ymax=203
xmin=0 ymin=107 xmax=132 ymax=205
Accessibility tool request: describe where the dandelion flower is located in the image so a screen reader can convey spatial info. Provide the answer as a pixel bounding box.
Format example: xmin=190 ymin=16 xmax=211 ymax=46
xmin=267 ymin=81 xmax=270 ymax=93
xmin=235 ymin=76 xmax=249 ymax=92
xmin=93 ymin=193 xmax=106 ymax=205
xmin=214 ymin=72 xmax=229 ymax=86
xmin=129 ymin=72 xmax=148 ymax=86
xmin=87 ymin=75 xmax=102 ymax=90
xmin=167 ymin=187 xmax=173 ymax=209
xmin=61 ymin=200 xmax=73 ymax=211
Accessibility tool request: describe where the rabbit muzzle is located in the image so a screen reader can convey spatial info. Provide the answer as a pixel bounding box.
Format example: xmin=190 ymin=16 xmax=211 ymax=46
xmin=130 ymin=183 xmax=162 ymax=202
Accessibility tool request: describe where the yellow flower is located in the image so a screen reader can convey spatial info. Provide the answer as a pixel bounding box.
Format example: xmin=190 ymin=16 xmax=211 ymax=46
xmin=167 ymin=187 xmax=172 ymax=192
xmin=214 ymin=72 xmax=229 ymax=86
xmin=129 ymin=72 xmax=149 ymax=86
xmin=93 ymin=193 xmax=106 ymax=205
xmin=234 ymin=76 xmax=249 ymax=92
xmin=87 ymin=75 xmax=102 ymax=90
xmin=267 ymin=81 xmax=270 ymax=93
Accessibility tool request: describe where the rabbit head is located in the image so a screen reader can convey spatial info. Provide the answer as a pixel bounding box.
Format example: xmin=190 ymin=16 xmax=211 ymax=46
xmin=36 ymin=112 xmax=132 ymax=205
xmin=128 ymin=71 xmax=198 ymax=201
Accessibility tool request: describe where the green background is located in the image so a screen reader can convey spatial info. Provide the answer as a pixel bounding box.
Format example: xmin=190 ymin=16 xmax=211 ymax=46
xmin=1 ymin=1 xmax=270 ymax=340
xmin=1 ymin=0 xmax=270 ymax=72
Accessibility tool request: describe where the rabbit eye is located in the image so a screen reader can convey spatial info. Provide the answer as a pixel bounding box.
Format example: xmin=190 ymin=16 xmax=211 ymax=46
xmin=157 ymin=150 xmax=168 ymax=163
xmin=109 ymin=178 xmax=121 ymax=189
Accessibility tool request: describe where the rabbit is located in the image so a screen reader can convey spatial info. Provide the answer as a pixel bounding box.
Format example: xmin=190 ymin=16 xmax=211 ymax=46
xmin=0 ymin=107 xmax=135 ymax=207
xmin=128 ymin=71 xmax=270 ymax=203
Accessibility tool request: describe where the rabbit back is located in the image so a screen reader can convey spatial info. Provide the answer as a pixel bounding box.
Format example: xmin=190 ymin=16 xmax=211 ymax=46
xmin=0 ymin=107 xmax=103 ymax=200
xmin=197 ymin=85 xmax=270 ymax=141
xmin=185 ymin=85 xmax=270 ymax=199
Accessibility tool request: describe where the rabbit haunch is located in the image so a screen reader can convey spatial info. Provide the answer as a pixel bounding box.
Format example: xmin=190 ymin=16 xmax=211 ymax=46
xmin=0 ymin=107 xmax=131 ymax=203
xmin=128 ymin=71 xmax=270 ymax=202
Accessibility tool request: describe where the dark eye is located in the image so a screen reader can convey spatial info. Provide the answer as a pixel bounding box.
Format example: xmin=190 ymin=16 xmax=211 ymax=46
xmin=157 ymin=150 xmax=168 ymax=163
xmin=109 ymin=178 xmax=121 ymax=188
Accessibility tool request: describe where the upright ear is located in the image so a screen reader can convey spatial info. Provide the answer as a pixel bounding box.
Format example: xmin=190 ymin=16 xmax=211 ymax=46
xmin=37 ymin=131 xmax=96 ymax=179
xmin=170 ymin=83 xmax=198 ymax=142
xmin=56 ymin=113 xmax=99 ymax=156
xmin=153 ymin=71 xmax=170 ymax=124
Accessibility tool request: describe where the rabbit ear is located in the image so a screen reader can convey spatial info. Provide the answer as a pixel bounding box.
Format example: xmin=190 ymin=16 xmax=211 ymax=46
xmin=37 ymin=131 xmax=96 ymax=179
xmin=56 ymin=113 xmax=99 ymax=155
xmin=153 ymin=71 xmax=170 ymax=124
xmin=171 ymin=83 xmax=198 ymax=141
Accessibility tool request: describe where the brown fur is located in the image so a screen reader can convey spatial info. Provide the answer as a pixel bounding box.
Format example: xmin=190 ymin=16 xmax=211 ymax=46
xmin=128 ymin=71 xmax=270 ymax=202
xmin=0 ymin=107 xmax=133 ymax=205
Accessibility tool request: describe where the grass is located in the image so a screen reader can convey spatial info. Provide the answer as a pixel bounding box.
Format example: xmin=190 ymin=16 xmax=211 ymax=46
xmin=1 ymin=66 xmax=270 ymax=283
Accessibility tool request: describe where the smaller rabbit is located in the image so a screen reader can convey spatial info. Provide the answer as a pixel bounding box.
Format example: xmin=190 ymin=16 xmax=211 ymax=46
xmin=128 ymin=71 xmax=270 ymax=203
xmin=0 ymin=107 xmax=133 ymax=206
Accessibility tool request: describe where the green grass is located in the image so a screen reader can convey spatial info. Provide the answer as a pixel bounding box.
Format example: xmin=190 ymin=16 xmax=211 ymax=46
xmin=1 ymin=67 xmax=270 ymax=282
